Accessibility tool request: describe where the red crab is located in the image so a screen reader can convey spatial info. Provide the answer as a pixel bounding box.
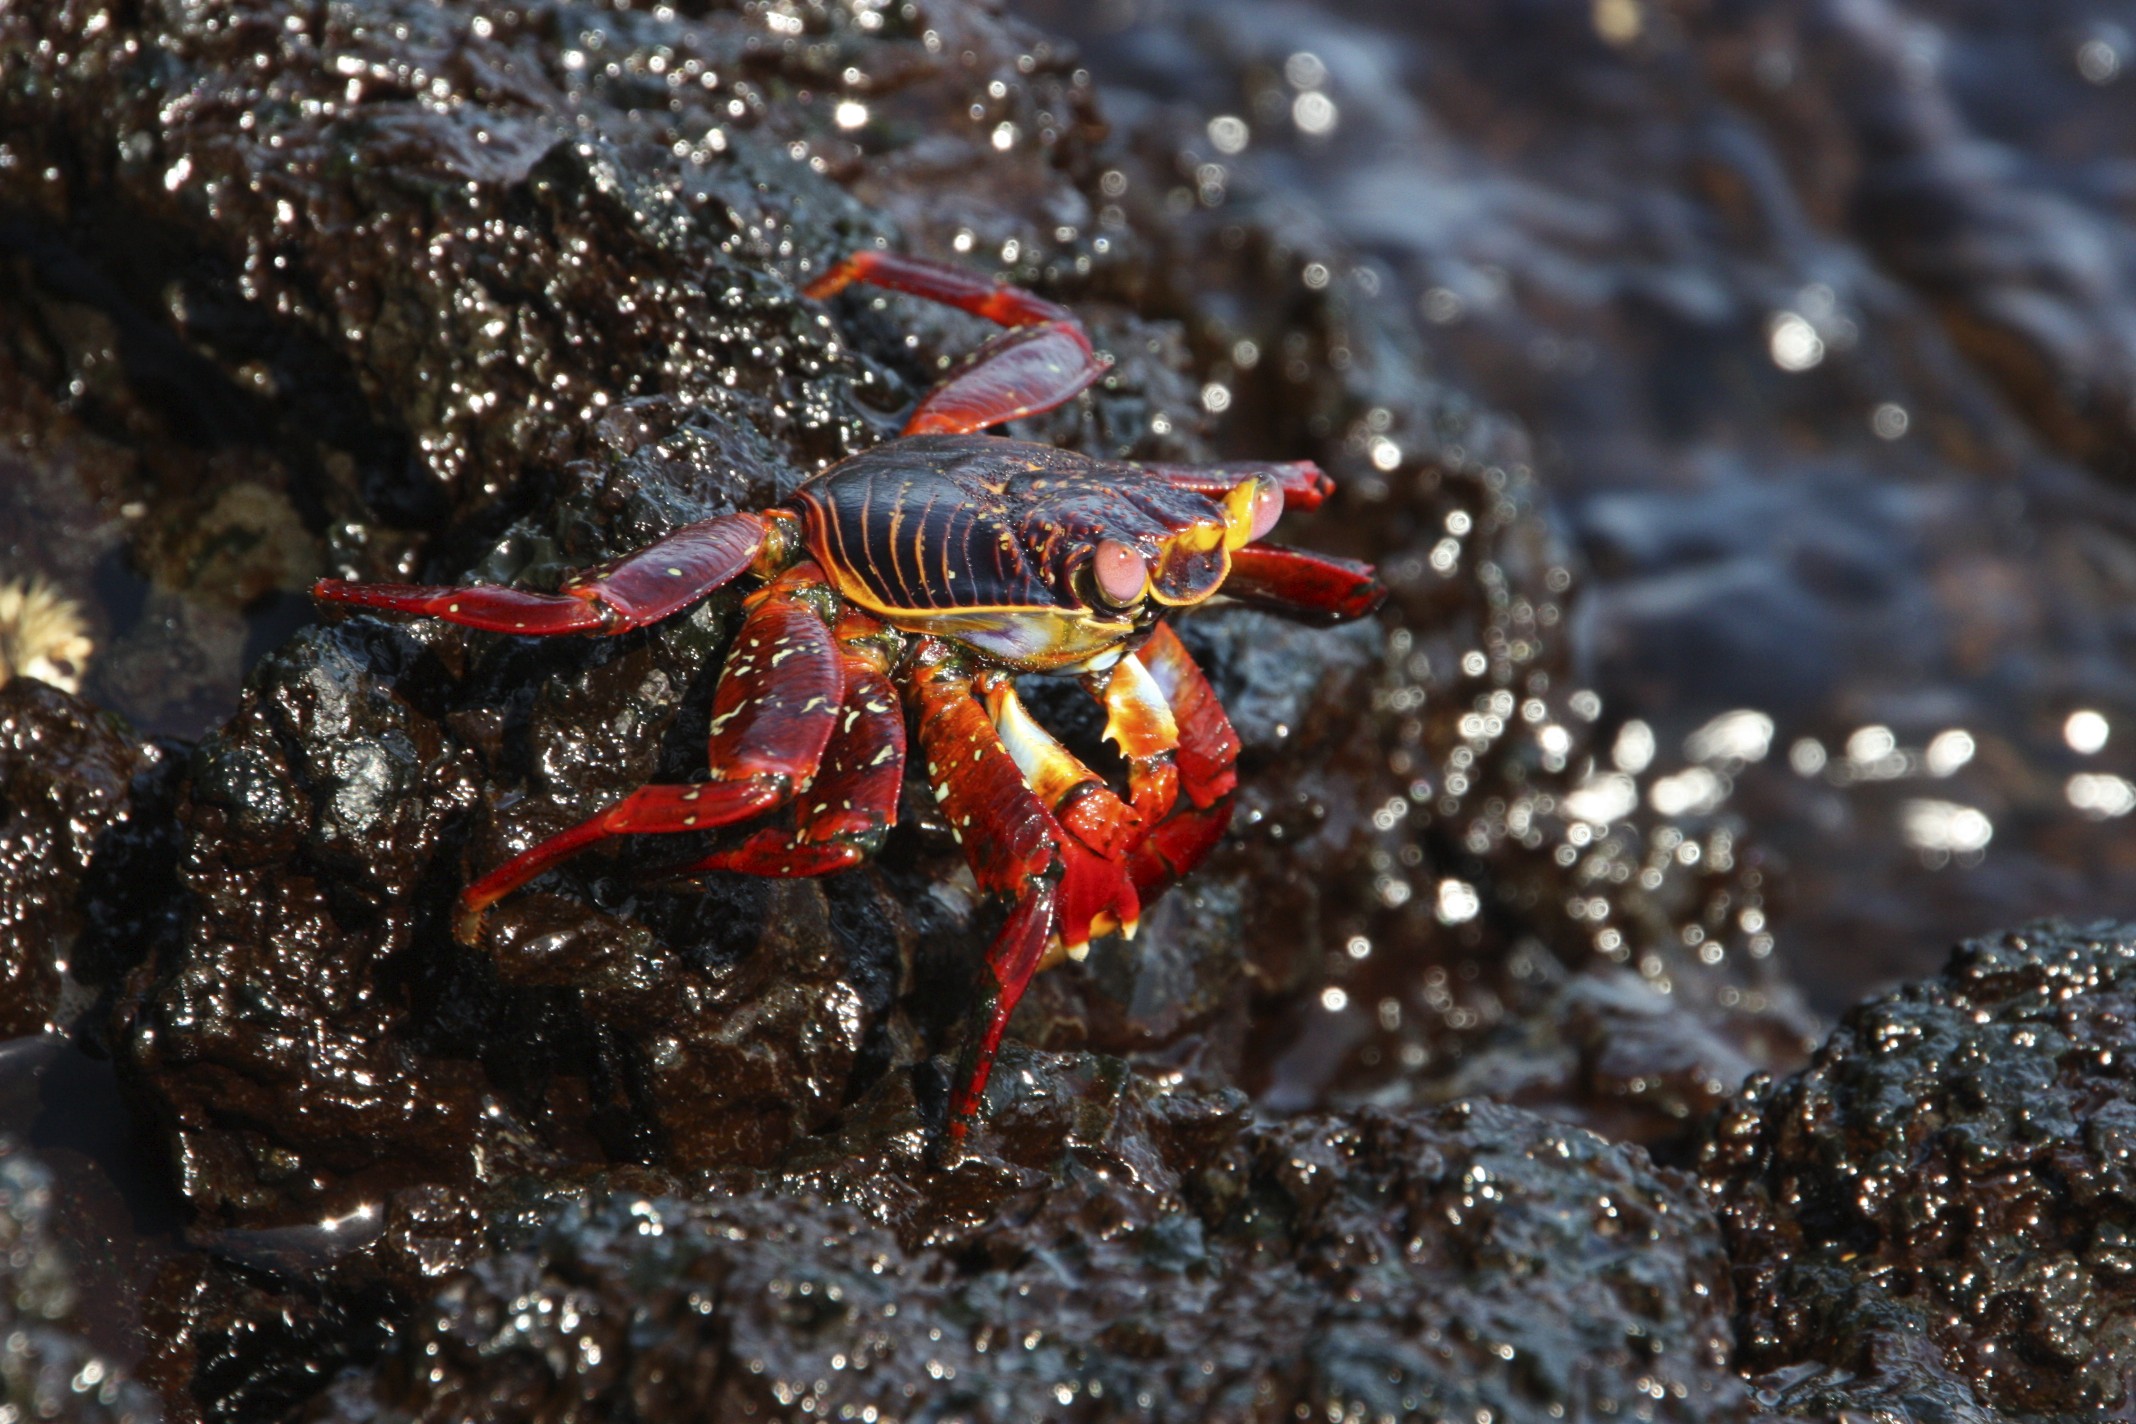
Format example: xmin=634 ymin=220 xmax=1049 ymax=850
xmin=313 ymin=251 xmax=1384 ymax=1141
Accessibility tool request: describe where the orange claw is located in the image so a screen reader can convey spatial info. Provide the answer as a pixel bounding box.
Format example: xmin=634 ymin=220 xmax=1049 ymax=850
xmin=982 ymin=674 xmax=1143 ymax=861
xmin=1093 ymin=651 xmax=1181 ymax=829
xmin=1115 ymin=624 xmax=1242 ymax=904
xmin=907 ymin=640 xmax=1139 ymax=1143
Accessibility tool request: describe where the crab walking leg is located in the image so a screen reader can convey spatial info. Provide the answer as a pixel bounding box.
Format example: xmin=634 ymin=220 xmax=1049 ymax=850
xmin=676 ymin=653 xmax=906 ymax=878
xmin=1120 ymin=623 xmax=1242 ymax=902
xmin=908 ymin=639 xmax=1138 ymax=1140
xmin=1134 ymin=460 xmax=1336 ymax=513
xmin=455 ymin=566 xmax=845 ymax=935
xmin=804 ymin=249 xmax=1106 ymax=436
xmin=1222 ymin=544 xmax=1388 ymax=625
xmin=313 ymin=511 xmax=777 ymax=635
xmin=806 ymin=249 xmax=1081 ymax=328
xmin=1085 ymin=652 xmax=1181 ymax=828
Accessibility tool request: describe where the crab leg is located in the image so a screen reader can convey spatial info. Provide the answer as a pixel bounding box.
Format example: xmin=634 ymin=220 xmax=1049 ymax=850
xmin=1119 ymin=623 xmax=1241 ymax=901
xmin=1222 ymin=544 xmax=1387 ymax=625
xmin=1134 ymin=459 xmax=1335 ymax=513
xmin=673 ymin=637 xmax=906 ymax=878
xmin=313 ymin=512 xmax=777 ymax=635
xmin=908 ymin=638 xmax=1138 ymax=1141
xmin=455 ymin=565 xmax=844 ymax=935
xmin=805 ymin=250 xmax=1107 ymax=436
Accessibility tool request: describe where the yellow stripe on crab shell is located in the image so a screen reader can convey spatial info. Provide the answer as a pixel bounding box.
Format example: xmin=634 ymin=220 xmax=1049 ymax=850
xmin=815 ymin=562 xmax=1138 ymax=671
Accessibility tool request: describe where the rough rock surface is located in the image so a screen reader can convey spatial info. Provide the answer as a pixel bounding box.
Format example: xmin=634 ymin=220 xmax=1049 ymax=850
xmin=0 ymin=681 xmax=179 ymax=1039
xmin=1708 ymin=919 xmax=2136 ymax=1418
xmin=0 ymin=0 xmax=1799 ymax=1234
xmin=313 ymin=1092 xmax=1747 ymax=1424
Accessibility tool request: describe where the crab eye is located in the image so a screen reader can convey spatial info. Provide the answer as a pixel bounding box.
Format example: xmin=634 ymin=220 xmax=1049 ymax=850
xmin=1247 ymin=481 xmax=1283 ymax=541
xmin=1091 ymin=539 xmax=1149 ymax=607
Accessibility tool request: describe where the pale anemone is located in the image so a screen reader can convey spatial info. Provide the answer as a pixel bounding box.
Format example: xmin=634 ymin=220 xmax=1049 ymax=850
xmin=0 ymin=578 xmax=94 ymax=695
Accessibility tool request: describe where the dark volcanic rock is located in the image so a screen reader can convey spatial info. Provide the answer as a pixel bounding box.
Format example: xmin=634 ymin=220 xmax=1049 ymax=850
xmin=314 ymin=1092 xmax=1749 ymax=1424
xmin=0 ymin=1136 xmax=162 ymax=1423
xmin=1707 ymin=920 xmax=2136 ymax=1417
xmin=0 ymin=680 xmax=179 ymax=1037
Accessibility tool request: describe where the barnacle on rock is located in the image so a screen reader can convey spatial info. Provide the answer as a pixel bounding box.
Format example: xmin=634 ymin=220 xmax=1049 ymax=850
xmin=0 ymin=579 xmax=92 ymax=696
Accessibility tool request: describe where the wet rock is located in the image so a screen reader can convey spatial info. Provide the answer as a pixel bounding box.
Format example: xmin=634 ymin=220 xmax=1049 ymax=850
xmin=1707 ymin=919 xmax=2136 ymax=1417
xmin=0 ymin=680 xmax=178 ymax=1038
xmin=0 ymin=1136 xmax=162 ymax=1423
xmin=120 ymin=604 xmax=898 ymax=1225
xmin=314 ymin=1091 xmax=1750 ymax=1424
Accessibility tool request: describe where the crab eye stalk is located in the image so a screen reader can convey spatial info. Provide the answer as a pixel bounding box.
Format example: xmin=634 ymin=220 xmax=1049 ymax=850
xmin=1091 ymin=539 xmax=1150 ymax=608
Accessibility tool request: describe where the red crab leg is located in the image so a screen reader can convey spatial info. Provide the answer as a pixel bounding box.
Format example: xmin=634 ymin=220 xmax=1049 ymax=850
xmin=312 ymin=512 xmax=778 ymax=635
xmin=455 ymin=564 xmax=845 ymax=935
xmin=1222 ymin=544 xmax=1388 ymax=625
xmin=908 ymin=638 xmax=1138 ymax=1141
xmin=1121 ymin=622 xmax=1241 ymax=901
xmin=804 ymin=250 xmax=1106 ymax=436
xmin=673 ymin=635 xmax=906 ymax=878
xmin=1135 ymin=460 xmax=1335 ymax=513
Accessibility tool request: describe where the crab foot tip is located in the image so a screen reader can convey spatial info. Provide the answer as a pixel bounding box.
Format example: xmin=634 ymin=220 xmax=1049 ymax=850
xmin=451 ymin=897 xmax=491 ymax=946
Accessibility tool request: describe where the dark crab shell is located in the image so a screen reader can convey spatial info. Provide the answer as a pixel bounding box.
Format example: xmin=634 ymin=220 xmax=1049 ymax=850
xmin=791 ymin=435 xmax=1243 ymax=671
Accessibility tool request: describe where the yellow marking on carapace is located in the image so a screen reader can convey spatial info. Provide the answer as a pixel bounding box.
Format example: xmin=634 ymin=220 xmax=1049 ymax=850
xmin=812 ymin=559 xmax=1137 ymax=670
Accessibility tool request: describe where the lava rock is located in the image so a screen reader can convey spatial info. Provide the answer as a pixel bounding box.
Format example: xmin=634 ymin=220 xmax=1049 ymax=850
xmin=0 ymin=680 xmax=178 ymax=1037
xmin=1707 ymin=919 xmax=2136 ymax=1417
xmin=313 ymin=1090 xmax=1750 ymax=1424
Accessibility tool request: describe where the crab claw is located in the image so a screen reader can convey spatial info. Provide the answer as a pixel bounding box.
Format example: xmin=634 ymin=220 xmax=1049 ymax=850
xmin=1050 ymin=835 xmax=1141 ymax=968
xmin=908 ymin=641 xmax=1150 ymax=1145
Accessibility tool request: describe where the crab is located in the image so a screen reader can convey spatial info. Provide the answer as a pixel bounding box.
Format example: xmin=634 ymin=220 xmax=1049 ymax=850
xmin=313 ymin=251 xmax=1385 ymax=1141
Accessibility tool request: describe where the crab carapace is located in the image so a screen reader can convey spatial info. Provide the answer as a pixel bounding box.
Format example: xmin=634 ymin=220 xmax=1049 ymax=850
xmin=313 ymin=251 xmax=1385 ymax=1143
